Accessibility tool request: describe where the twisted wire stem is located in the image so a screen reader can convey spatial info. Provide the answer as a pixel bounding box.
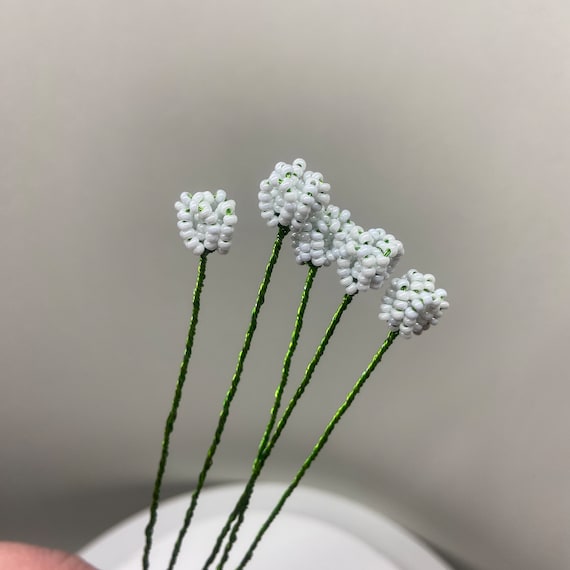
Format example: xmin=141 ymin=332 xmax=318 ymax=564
xmin=257 ymin=264 xmax=319 ymax=463
xmin=204 ymin=292 xmax=354 ymax=569
xmin=235 ymin=329 xmax=399 ymax=570
xmin=166 ymin=225 xmax=289 ymax=570
xmin=142 ymin=253 xmax=208 ymax=570
xmin=204 ymin=264 xmax=319 ymax=569
xmin=262 ymin=294 xmax=353 ymax=459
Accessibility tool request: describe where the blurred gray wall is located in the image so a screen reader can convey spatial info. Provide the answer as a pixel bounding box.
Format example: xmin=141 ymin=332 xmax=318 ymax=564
xmin=1 ymin=2 xmax=569 ymax=569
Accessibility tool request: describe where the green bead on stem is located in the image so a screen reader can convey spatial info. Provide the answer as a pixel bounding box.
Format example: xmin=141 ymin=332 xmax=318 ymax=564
xmin=203 ymin=264 xmax=319 ymax=569
xmin=142 ymin=252 xmax=209 ymax=570
xmin=166 ymin=225 xmax=289 ymax=570
xmin=235 ymin=330 xmax=399 ymax=570
xmin=204 ymin=292 xmax=354 ymax=569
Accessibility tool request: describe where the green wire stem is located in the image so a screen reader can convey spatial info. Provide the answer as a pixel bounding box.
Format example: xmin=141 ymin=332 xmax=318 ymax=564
xmin=262 ymin=294 xmax=354 ymax=459
xmin=204 ymin=292 xmax=354 ymax=569
xmin=257 ymin=264 xmax=319 ymax=463
xmin=166 ymin=225 xmax=289 ymax=570
xmin=142 ymin=253 xmax=208 ymax=570
xmin=235 ymin=329 xmax=399 ymax=570
xmin=202 ymin=264 xmax=319 ymax=569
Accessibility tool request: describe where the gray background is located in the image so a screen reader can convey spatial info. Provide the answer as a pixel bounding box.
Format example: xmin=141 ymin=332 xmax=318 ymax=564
xmin=1 ymin=2 xmax=569 ymax=569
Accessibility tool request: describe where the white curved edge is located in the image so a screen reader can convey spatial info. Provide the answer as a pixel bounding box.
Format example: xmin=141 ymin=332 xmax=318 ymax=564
xmin=78 ymin=482 xmax=453 ymax=570
xmin=280 ymin=484 xmax=453 ymax=570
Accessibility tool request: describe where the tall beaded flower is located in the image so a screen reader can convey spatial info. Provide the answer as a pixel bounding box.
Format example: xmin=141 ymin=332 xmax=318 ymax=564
xmin=145 ymin=189 xmax=237 ymax=569
xmin=258 ymin=158 xmax=331 ymax=230
xmin=290 ymin=205 xmax=352 ymax=267
xmin=175 ymin=190 xmax=237 ymax=255
xmin=335 ymin=224 xmax=404 ymax=295
xmin=379 ymin=269 xmax=449 ymax=338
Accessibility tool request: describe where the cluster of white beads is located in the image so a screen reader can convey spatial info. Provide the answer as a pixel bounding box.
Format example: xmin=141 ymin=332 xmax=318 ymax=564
xmin=258 ymin=158 xmax=331 ymax=230
xmin=368 ymin=227 xmax=405 ymax=277
xmin=290 ymin=205 xmax=352 ymax=267
xmin=379 ymin=269 xmax=449 ymax=338
xmin=336 ymin=225 xmax=404 ymax=296
xmin=174 ymin=190 xmax=237 ymax=255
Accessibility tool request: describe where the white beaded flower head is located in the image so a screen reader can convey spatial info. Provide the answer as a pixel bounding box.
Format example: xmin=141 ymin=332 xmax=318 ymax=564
xmin=290 ymin=205 xmax=351 ymax=267
xmin=175 ymin=190 xmax=237 ymax=255
xmin=336 ymin=225 xmax=405 ymax=296
xmin=379 ymin=269 xmax=449 ymax=338
xmin=258 ymin=158 xmax=331 ymax=230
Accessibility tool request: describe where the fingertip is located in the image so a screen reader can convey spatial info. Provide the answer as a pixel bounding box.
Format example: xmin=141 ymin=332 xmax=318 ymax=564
xmin=0 ymin=542 xmax=97 ymax=570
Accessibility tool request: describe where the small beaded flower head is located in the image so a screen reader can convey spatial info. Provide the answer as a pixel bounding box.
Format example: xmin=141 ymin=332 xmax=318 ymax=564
xmin=258 ymin=158 xmax=331 ymax=230
xmin=290 ymin=205 xmax=352 ymax=267
xmin=379 ymin=269 xmax=449 ymax=338
xmin=175 ymin=190 xmax=237 ymax=255
xmin=336 ymin=225 xmax=405 ymax=296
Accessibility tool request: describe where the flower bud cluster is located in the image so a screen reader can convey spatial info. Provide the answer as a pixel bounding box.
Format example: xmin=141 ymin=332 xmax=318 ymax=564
xmin=291 ymin=205 xmax=352 ymax=267
xmin=379 ymin=269 xmax=449 ymax=338
xmin=175 ymin=190 xmax=237 ymax=255
xmin=258 ymin=158 xmax=331 ymax=230
xmin=336 ymin=225 xmax=404 ymax=296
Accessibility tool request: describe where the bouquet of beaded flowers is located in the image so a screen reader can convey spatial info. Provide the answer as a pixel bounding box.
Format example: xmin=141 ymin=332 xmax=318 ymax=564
xmin=141 ymin=158 xmax=450 ymax=570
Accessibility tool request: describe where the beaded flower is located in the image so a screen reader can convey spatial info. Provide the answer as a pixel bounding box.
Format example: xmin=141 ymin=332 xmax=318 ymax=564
xmin=379 ymin=269 xmax=449 ymax=338
xmin=258 ymin=158 xmax=331 ymax=230
xmin=290 ymin=205 xmax=352 ymax=267
xmin=336 ymin=225 xmax=404 ymax=296
xmin=175 ymin=190 xmax=237 ymax=255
